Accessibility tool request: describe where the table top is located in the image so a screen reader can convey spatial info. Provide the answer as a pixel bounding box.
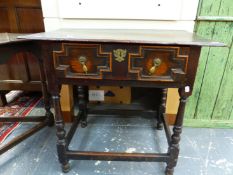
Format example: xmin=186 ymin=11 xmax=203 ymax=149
xmin=0 ymin=33 xmax=27 ymax=45
xmin=18 ymin=29 xmax=225 ymax=47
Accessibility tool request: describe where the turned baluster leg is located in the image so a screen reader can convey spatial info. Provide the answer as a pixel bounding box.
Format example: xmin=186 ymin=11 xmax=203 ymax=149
xmin=52 ymin=94 xmax=70 ymax=173
xmin=165 ymin=87 xmax=188 ymax=175
xmin=157 ymin=88 xmax=168 ymax=130
xmin=77 ymin=86 xmax=88 ymax=128
xmin=38 ymin=57 xmax=54 ymax=126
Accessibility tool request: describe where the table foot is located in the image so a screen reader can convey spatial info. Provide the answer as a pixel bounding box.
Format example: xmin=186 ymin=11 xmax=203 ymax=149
xmin=81 ymin=120 xmax=87 ymax=128
xmin=165 ymin=167 xmax=174 ymax=175
xmin=62 ymin=162 xmax=71 ymax=173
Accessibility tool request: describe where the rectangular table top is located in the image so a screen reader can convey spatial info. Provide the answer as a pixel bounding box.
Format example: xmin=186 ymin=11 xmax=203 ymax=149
xmin=18 ymin=29 xmax=225 ymax=47
xmin=0 ymin=33 xmax=27 ymax=45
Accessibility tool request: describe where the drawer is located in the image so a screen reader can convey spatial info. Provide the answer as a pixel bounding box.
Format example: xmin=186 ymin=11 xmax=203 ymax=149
xmin=128 ymin=46 xmax=189 ymax=82
xmin=53 ymin=43 xmax=112 ymax=79
xmin=53 ymin=43 xmax=189 ymax=82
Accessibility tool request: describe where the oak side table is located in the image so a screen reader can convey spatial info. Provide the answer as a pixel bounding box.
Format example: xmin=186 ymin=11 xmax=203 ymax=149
xmin=20 ymin=29 xmax=224 ymax=175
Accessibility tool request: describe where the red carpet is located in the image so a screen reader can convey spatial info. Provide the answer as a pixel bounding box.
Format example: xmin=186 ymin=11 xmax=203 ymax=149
xmin=0 ymin=91 xmax=42 ymax=144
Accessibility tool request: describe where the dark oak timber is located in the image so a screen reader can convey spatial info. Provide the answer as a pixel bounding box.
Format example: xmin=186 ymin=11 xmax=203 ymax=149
xmin=0 ymin=34 xmax=54 ymax=155
xmin=19 ymin=29 xmax=224 ymax=46
xmin=0 ymin=121 xmax=47 ymax=155
xmin=0 ymin=0 xmax=45 ymax=106
xmin=157 ymin=88 xmax=168 ymax=130
xmin=0 ymin=91 xmax=7 ymax=106
xmin=77 ymin=86 xmax=88 ymax=128
xmin=51 ymin=93 xmax=69 ymax=172
xmin=8 ymin=29 xmax=225 ymax=174
xmin=165 ymin=88 xmax=189 ymax=175
xmin=66 ymin=151 xmax=169 ymax=162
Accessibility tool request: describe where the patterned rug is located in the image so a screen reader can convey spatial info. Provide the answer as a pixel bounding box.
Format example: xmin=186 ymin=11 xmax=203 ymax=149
xmin=0 ymin=91 xmax=42 ymax=144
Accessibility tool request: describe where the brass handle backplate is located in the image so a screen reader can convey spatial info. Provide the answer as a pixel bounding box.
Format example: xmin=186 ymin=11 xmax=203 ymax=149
xmin=78 ymin=56 xmax=88 ymax=74
xmin=149 ymin=58 xmax=161 ymax=75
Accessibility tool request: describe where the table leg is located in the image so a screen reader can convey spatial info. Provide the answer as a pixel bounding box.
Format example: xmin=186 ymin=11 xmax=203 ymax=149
xmin=38 ymin=57 xmax=54 ymax=126
xmin=0 ymin=91 xmax=7 ymax=107
xmin=77 ymin=86 xmax=88 ymax=128
xmin=52 ymin=94 xmax=70 ymax=172
xmin=165 ymin=88 xmax=188 ymax=175
xmin=157 ymin=88 xmax=167 ymax=130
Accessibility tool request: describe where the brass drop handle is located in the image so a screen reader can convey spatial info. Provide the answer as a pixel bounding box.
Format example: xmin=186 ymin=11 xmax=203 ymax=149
xmin=78 ymin=56 xmax=88 ymax=74
xmin=149 ymin=58 xmax=162 ymax=75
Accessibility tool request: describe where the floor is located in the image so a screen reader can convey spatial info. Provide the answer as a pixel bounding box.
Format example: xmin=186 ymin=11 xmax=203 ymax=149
xmin=0 ymin=114 xmax=233 ymax=175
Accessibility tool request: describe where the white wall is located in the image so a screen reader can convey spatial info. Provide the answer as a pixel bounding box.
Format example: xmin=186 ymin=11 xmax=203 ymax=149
xmin=41 ymin=0 xmax=199 ymax=32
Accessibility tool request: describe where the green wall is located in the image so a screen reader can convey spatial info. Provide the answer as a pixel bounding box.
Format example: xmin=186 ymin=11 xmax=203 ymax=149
xmin=184 ymin=0 xmax=233 ymax=128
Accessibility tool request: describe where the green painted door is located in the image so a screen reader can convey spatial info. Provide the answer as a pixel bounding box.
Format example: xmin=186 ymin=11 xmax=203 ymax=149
xmin=184 ymin=0 xmax=233 ymax=128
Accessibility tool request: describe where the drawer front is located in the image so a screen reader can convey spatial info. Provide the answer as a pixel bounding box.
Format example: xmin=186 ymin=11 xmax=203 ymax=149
xmin=128 ymin=46 xmax=189 ymax=82
xmin=53 ymin=43 xmax=189 ymax=82
xmin=53 ymin=43 xmax=112 ymax=79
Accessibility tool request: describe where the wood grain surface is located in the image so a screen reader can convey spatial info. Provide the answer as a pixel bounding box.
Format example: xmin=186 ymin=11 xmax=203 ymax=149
xmin=185 ymin=0 xmax=233 ymax=127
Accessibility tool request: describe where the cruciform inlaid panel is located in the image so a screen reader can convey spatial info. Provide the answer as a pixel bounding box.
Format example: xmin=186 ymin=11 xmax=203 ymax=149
xmin=128 ymin=46 xmax=189 ymax=82
xmin=53 ymin=43 xmax=112 ymax=79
